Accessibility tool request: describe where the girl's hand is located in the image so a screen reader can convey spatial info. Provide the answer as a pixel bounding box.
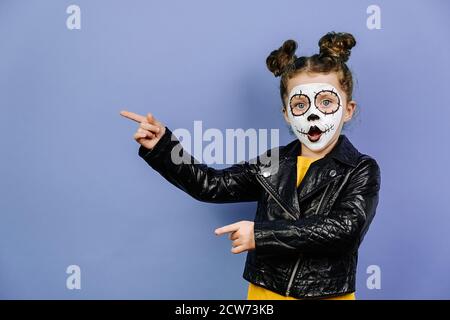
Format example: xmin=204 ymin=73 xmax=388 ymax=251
xmin=215 ymin=221 xmax=255 ymax=254
xmin=120 ymin=110 xmax=166 ymax=150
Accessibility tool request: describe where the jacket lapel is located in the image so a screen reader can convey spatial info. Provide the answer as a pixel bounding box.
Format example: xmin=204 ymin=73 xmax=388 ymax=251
xmin=258 ymin=134 xmax=361 ymax=218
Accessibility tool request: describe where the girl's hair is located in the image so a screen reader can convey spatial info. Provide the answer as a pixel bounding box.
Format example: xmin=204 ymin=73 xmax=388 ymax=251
xmin=266 ymin=32 xmax=356 ymax=110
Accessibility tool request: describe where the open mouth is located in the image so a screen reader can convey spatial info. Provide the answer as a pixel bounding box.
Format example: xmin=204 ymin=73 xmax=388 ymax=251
xmin=307 ymin=125 xmax=323 ymax=142
xmin=297 ymin=124 xmax=334 ymax=143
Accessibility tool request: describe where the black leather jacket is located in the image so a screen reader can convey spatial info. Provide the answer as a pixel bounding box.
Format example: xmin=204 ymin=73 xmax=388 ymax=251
xmin=138 ymin=126 xmax=381 ymax=299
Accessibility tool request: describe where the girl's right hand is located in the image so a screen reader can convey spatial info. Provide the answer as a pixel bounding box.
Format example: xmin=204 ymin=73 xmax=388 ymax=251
xmin=120 ymin=110 xmax=166 ymax=150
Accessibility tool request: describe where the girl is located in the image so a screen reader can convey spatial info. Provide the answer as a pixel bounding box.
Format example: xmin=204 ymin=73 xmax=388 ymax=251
xmin=120 ymin=31 xmax=381 ymax=300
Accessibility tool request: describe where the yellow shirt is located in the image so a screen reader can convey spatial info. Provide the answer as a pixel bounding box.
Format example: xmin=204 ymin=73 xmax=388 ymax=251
xmin=247 ymin=155 xmax=356 ymax=300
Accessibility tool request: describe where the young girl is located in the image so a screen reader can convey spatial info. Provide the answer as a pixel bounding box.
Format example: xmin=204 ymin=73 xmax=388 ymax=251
xmin=120 ymin=31 xmax=381 ymax=300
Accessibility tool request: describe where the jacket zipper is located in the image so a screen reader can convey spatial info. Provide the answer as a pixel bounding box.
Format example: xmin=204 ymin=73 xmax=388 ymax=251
xmin=254 ymin=173 xmax=297 ymax=221
xmin=284 ymin=183 xmax=331 ymax=296
xmin=252 ymin=167 xmax=332 ymax=296
xmin=253 ymin=170 xmax=302 ymax=296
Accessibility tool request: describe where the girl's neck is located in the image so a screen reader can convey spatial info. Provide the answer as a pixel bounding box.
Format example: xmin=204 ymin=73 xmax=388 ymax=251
xmin=300 ymin=135 xmax=340 ymax=160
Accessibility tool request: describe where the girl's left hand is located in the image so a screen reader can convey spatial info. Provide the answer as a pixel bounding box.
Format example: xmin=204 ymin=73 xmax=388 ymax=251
xmin=214 ymin=221 xmax=255 ymax=254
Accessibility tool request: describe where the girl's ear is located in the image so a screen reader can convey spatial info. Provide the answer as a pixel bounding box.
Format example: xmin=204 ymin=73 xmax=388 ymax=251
xmin=343 ymin=100 xmax=357 ymax=122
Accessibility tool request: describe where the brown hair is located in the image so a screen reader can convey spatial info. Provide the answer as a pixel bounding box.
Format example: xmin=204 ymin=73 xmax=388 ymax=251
xmin=266 ymin=32 xmax=356 ymax=110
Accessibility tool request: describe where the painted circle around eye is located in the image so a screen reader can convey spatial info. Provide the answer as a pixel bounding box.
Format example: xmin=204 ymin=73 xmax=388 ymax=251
xmin=289 ymin=93 xmax=311 ymax=116
xmin=314 ymin=90 xmax=341 ymax=115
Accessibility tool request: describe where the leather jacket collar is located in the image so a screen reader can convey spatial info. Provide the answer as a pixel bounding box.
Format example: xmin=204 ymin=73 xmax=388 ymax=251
xmin=255 ymin=134 xmax=362 ymax=220
xmin=281 ymin=134 xmax=361 ymax=167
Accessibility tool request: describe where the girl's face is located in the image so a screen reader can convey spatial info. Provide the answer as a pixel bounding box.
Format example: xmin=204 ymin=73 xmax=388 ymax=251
xmin=282 ymin=72 xmax=356 ymax=154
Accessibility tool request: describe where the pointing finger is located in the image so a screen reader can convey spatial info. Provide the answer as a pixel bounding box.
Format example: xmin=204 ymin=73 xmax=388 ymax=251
xmin=215 ymin=222 xmax=240 ymax=236
xmin=120 ymin=110 xmax=146 ymax=123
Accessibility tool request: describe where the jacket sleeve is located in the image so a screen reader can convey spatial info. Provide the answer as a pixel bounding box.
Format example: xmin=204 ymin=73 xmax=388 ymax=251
xmin=138 ymin=126 xmax=262 ymax=203
xmin=253 ymin=157 xmax=381 ymax=255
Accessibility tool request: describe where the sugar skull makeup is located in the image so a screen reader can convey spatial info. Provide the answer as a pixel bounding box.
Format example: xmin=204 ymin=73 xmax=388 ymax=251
xmin=287 ymin=82 xmax=344 ymax=151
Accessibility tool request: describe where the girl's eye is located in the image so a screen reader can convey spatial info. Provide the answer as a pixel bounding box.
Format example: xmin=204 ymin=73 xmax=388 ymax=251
xmin=296 ymin=103 xmax=305 ymax=109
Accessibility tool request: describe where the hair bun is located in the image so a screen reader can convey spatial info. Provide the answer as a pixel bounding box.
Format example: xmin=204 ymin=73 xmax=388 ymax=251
xmin=318 ymin=32 xmax=356 ymax=63
xmin=266 ymin=39 xmax=298 ymax=77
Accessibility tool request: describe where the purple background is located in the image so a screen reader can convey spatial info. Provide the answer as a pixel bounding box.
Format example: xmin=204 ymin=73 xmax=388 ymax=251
xmin=1 ymin=0 xmax=449 ymax=299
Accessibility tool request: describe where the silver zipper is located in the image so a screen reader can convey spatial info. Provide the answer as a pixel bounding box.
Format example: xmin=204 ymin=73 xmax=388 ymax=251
xmin=254 ymin=173 xmax=297 ymax=221
xmin=254 ymin=171 xmax=303 ymax=296
xmin=284 ymin=183 xmax=331 ymax=296
xmin=285 ymin=256 xmax=301 ymax=296
xmin=252 ymin=167 xmax=333 ymax=296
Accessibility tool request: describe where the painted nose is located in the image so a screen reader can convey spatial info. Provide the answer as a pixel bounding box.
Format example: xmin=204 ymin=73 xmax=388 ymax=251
xmin=307 ymin=113 xmax=320 ymax=121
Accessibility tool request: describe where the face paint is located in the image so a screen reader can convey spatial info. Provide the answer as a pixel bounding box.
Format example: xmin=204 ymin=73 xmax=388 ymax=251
xmin=286 ymin=82 xmax=344 ymax=151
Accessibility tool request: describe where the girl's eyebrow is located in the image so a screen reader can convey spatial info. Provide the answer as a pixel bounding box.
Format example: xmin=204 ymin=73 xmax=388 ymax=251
xmin=290 ymin=88 xmax=302 ymax=94
xmin=291 ymin=94 xmax=308 ymax=100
